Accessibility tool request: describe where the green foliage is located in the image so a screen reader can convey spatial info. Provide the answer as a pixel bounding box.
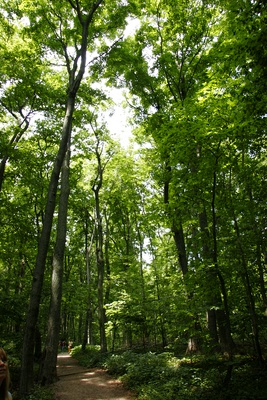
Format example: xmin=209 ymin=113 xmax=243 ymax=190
xmin=104 ymin=350 xmax=139 ymax=376
xmin=70 ymin=345 xmax=108 ymax=368
xmin=19 ymin=385 xmax=54 ymax=400
xmin=120 ymin=352 xmax=177 ymax=389
xmin=71 ymin=349 xmax=267 ymax=400
xmin=0 ymin=1 xmax=267 ymax=396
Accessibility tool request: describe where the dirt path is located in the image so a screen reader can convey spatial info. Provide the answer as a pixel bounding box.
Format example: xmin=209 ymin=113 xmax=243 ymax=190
xmin=53 ymin=353 xmax=136 ymax=400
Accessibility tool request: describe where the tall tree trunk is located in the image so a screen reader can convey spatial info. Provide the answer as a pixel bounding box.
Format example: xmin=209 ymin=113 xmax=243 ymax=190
xmin=19 ymin=94 xmax=75 ymax=396
xmin=92 ymin=134 xmax=107 ymax=353
xmin=82 ymin=217 xmax=95 ymax=350
xmin=247 ymin=189 xmax=267 ymax=315
xmin=211 ymin=169 xmax=234 ymax=355
xmin=19 ymin=2 xmax=103 ymax=395
xmin=172 ymin=222 xmax=188 ymax=276
xmin=200 ymin=208 xmax=231 ymax=351
xmin=104 ymin=210 xmax=111 ymax=306
xmin=137 ymin=225 xmax=150 ymax=348
xmin=233 ymin=213 xmax=264 ymax=365
xmin=257 ymin=242 xmax=267 ymax=315
xmin=199 ymin=209 xmax=219 ymax=348
xmin=154 ymin=274 xmax=168 ymax=348
xmin=165 ymin=162 xmax=199 ymax=352
xmin=40 ymin=140 xmax=71 ymax=385
xmin=95 ymin=205 xmax=107 ymax=352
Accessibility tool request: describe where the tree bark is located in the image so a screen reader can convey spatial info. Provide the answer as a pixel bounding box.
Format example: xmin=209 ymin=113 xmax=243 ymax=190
xmin=92 ymin=135 xmax=107 ymax=353
xmin=233 ymin=213 xmax=264 ymax=365
xmin=40 ymin=139 xmax=71 ymax=385
xmin=164 ymin=162 xmax=199 ymax=352
xmin=172 ymin=222 xmax=188 ymax=276
xmin=82 ymin=216 xmax=95 ymax=349
xmin=211 ymin=169 xmax=234 ymax=355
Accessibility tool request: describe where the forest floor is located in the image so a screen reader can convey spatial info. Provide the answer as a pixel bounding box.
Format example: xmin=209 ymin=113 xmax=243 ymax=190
xmin=53 ymin=353 xmax=136 ymax=400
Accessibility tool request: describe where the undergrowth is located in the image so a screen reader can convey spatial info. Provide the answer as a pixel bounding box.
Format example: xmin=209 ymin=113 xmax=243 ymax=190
xmin=71 ymin=345 xmax=267 ymax=400
xmin=21 ymin=386 xmax=54 ymax=400
xmin=9 ymin=345 xmax=267 ymax=400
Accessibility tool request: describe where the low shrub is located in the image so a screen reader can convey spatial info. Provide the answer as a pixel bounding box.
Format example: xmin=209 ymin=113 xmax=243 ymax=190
xmin=119 ymin=352 xmax=177 ymax=390
xmin=104 ymin=351 xmax=138 ymax=376
xmin=70 ymin=347 xmax=267 ymax=400
xmin=23 ymin=385 xmax=54 ymax=400
xmin=138 ymin=380 xmax=181 ymax=400
xmin=71 ymin=345 xmax=108 ymax=368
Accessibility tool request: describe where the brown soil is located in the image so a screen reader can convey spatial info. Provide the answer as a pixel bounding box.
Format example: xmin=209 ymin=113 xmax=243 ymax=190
xmin=53 ymin=353 xmax=136 ymax=400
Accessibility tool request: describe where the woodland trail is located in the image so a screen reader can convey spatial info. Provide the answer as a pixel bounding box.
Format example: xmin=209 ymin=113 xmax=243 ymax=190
xmin=53 ymin=353 xmax=136 ymax=400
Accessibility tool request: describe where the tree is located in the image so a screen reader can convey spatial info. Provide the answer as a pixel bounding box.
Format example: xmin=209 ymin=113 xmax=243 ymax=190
xmin=104 ymin=0 xmax=267 ymax=357
xmin=40 ymin=139 xmax=71 ymax=384
xmin=106 ymin=0 xmax=234 ymax=351
xmin=1 ymin=0 xmax=266 ymax=377
xmin=19 ymin=1 xmax=104 ymax=395
xmin=91 ymin=126 xmax=110 ymax=353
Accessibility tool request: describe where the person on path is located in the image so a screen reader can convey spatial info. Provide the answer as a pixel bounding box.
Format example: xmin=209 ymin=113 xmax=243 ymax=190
xmin=0 ymin=348 xmax=12 ymax=400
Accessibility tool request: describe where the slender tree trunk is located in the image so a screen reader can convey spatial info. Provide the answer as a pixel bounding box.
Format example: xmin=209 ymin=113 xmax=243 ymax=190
xmin=154 ymin=275 xmax=167 ymax=348
xmin=104 ymin=210 xmax=111 ymax=306
xmin=257 ymin=243 xmax=267 ymax=315
xmin=82 ymin=219 xmax=95 ymax=349
xmin=172 ymin=222 xmax=188 ymax=276
xmin=82 ymin=311 xmax=89 ymax=351
xmin=199 ymin=209 xmax=219 ymax=347
xmin=211 ymin=169 xmax=234 ymax=355
xmin=34 ymin=326 xmax=42 ymax=362
xmin=92 ymin=135 xmax=107 ymax=353
xmin=137 ymin=226 xmax=150 ymax=347
xmin=19 ymin=95 xmax=75 ymax=396
xmin=19 ymin=2 xmax=103 ymax=394
xmin=233 ymin=213 xmax=264 ymax=365
xmin=164 ymin=160 xmax=199 ymax=352
xmin=95 ymin=206 xmax=107 ymax=352
xmin=82 ymin=214 xmax=90 ymax=351
xmin=206 ymin=309 xmax=219 ymax=345
xmin=200 ymin=208 xmax=232 ymax=352
xmin=247 ymin=189 xmax=267 ymax=315
xmin=40 ymin=140 xmax=71 ymax=385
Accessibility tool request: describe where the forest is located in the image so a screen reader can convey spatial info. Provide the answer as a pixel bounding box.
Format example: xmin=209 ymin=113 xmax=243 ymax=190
xmin=0 ymin=0 xmax=266 ymax=399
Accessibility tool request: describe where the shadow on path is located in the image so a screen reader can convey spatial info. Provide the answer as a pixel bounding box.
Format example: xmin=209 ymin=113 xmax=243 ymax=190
xmin=53 ymin=353 xmax=135 ymax=400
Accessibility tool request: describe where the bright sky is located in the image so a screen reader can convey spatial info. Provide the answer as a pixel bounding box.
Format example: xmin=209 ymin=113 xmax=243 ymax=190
xmin=105 ymin=18 xmax=140 ymax=148
xmin=105 ymin=87 xmax=133 ymax=148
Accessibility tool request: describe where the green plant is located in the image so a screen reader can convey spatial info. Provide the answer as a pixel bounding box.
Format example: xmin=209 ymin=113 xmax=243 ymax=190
xmin=104 ymin=351 xmax=139 ymax=376
xmin=121 ymin=352 xmax=176 ymax=389
xmin=16 ymin=385 xmax=54 ymax=400
xmin=71 ymin=345 xmax=108 ymax=368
